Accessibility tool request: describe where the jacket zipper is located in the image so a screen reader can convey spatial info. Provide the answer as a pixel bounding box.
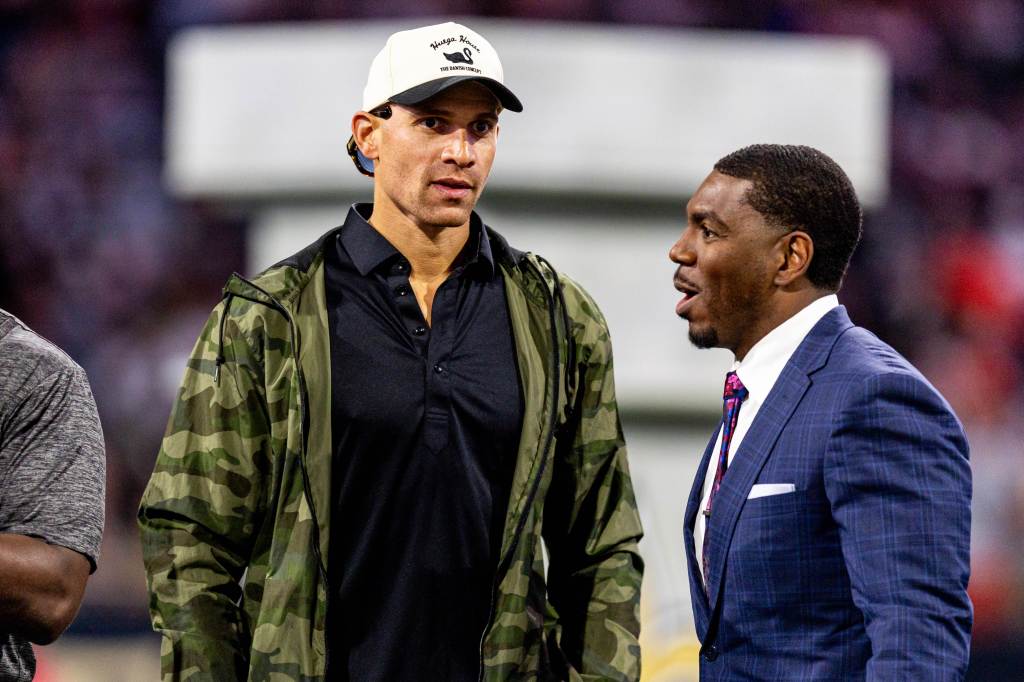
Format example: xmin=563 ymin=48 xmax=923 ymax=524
xmin=477 ymin=257 xmax=563 ymax=682
xmin=217 ymin=276 xmax=331 ymax=674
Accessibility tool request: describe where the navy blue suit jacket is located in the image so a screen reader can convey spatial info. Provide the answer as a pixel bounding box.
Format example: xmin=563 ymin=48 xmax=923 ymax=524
xmin=683 ymin=306 xmax=972 ymax=680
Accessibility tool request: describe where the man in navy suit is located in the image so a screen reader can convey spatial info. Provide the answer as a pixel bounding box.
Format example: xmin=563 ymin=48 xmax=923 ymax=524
xmin=669 ymin=144 xmax=972 ymax=680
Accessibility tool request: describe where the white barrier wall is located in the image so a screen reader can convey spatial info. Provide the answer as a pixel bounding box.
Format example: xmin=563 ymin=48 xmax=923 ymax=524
xmin=166 ymin=19 xmax=889 ymax=205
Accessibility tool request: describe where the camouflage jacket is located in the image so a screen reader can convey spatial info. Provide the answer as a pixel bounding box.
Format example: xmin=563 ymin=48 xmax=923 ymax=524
xmin=138 ymin=220 xmax=644 ymax=681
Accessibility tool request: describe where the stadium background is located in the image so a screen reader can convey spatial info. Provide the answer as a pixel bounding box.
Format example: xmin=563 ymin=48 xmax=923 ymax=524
xmin=1 ymin=1 xmax=1022 ymax=680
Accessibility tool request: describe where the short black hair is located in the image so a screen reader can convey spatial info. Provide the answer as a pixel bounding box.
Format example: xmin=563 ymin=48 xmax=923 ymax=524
xmin=714 ymin=144 xmax=862 ymax=291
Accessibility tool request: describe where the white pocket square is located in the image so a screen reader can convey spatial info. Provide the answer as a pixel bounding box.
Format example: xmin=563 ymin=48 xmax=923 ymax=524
xmin=748 ymin=483 xmax=796 ymax=499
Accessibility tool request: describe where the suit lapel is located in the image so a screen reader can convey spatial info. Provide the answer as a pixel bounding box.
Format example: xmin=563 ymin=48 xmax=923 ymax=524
xmin=683 ymin=425 xmax=720 ymax=638
xmin=703 ymin=306 xmax=855 ymax=615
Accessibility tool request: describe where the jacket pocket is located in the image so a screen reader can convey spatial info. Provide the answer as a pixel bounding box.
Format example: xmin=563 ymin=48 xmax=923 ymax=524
xmin=730 ymin=487 xmax=844 ymax=610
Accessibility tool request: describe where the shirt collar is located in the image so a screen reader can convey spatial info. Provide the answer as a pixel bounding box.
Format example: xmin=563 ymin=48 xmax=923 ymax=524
xmin=732 ymin=294 xmax=839 ymax=402
xmin=339 ymin=204 xmax=400 ymax=276
xmin=459 ymin=214 xmax=496 ymax=279
xmin=339 ymin=203 xmax=495 ymax=279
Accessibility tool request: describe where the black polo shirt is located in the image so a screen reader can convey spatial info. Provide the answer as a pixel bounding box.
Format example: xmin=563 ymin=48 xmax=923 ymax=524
xmin=325 ymin=204 xmax=523 ymax=681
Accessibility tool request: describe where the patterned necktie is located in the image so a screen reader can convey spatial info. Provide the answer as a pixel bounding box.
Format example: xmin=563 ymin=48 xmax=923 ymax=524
xmin=702 ymin=370 xmax=749 ymax=592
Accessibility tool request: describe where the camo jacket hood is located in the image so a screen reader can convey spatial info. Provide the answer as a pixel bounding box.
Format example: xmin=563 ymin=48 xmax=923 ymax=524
xmin=139 ymin=215 xmax=644 ymax=681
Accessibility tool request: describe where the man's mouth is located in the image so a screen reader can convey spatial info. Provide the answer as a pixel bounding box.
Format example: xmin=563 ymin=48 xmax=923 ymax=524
xmin=431 ymin=177 xmax=473 ymax=199
xmin=674 ymin=276 xmax=701 ymax=317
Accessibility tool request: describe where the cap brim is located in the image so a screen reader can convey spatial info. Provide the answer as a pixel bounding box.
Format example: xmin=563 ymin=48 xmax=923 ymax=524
xmin=389 ymin=76 xmax=523 ymax=112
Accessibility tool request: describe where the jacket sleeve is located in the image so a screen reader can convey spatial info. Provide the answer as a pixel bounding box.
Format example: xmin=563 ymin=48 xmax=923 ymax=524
xmin=138 ymin=299 xmax=273 ymax=682
xmin=825 ymin=371 xmax=972 ymax=680
xmin=543 ymin=279 xmax=644 ymax=682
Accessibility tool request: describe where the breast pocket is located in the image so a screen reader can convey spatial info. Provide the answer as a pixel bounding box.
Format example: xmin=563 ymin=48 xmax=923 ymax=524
xmin=733 ymin=488 xmax=813 ymax=559
xmin=729 ymin=487 xmax=843 ymax=607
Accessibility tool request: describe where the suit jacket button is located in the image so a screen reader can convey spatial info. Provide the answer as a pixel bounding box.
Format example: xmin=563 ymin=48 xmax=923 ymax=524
xmin=702 ymin=644 xmax=719 ymax=661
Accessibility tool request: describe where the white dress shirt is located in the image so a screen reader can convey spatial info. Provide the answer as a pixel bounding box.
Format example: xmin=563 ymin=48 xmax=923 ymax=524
xmin=693 ymin=294 xmax=839 ymax=586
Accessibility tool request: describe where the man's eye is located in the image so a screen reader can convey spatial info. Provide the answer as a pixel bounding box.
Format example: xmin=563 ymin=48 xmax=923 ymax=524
xmin=472 ymin=121 xmax=494 ymax=135
xmin=420 ymin=117 xmax=440 ymax=129
xmin=700 ymin=225 xmax=715 ymax=239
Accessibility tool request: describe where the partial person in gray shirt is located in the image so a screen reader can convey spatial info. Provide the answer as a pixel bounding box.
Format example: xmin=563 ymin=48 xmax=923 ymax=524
xmin=0 ymin=309 xmax=105 ymax=682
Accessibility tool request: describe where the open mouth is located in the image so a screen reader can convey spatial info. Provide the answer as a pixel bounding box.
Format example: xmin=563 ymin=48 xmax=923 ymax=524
xmin=674 ymin=277 xmax=701 ymax=316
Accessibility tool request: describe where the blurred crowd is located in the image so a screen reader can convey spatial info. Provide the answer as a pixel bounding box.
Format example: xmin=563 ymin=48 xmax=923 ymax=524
xmin=1 ymin=0 xmax=1022 ymax=677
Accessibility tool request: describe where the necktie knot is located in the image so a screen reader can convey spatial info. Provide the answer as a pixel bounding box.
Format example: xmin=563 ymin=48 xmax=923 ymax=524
xmin=723 ymin=371 xmax=748 ymax=402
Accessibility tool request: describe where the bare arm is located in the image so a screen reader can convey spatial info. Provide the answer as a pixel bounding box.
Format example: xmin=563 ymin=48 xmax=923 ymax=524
xmin=0 ymin=533 xmax=91 ymax=644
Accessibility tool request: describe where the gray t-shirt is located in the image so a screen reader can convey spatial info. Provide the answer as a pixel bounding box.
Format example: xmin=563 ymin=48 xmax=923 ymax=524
xmin=0 ymin=309 xmax=105 ymax=681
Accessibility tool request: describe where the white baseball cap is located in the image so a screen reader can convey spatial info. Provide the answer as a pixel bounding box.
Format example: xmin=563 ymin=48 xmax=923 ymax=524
xmin=348 ymin=21 xmax=523 ymax=176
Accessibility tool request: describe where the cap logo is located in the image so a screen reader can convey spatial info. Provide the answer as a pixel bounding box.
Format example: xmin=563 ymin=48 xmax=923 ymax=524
xmin=430 ymin=34 xmax=483 ymax=73
xmin=430 ymin=34 xmax=480 ymax=52
xmin=444 ymin=48 xmax=474 ymax=65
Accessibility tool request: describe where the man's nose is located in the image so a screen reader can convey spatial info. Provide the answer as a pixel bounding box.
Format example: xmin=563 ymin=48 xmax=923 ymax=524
xmin=440 ymin=129 xmax=475 ymax=167
xmin=669 ymin=229 xmax=695 ymax=265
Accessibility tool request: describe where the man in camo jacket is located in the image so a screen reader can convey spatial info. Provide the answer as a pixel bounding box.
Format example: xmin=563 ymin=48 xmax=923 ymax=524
xmin=139 ymin=21 xmax=643 ymax=682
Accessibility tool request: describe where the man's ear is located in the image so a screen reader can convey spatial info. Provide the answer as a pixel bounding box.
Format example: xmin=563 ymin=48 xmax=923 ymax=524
xmin=774 ymin=230 xmax=814 ymax=287
xmin=351 ymin=112 xmax=379 ymax=161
